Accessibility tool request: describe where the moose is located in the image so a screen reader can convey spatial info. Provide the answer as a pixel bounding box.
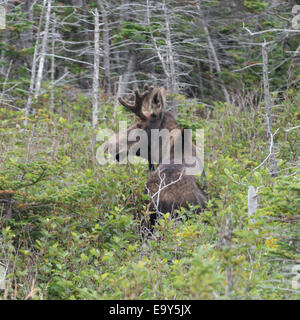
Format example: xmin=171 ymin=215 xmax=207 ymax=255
xmin=104 ymin=85 xmax=206 ymax=232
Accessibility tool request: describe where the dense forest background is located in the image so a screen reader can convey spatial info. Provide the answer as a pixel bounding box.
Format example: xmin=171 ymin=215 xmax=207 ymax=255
xmin=0 ymin=0 xmax=299 ymax=299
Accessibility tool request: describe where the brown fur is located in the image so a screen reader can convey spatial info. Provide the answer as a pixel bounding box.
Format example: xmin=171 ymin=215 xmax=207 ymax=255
xmin=107 ymin=85 xmax=206 ymax=230
xmin=146 ymin=164 xmax=206 ymax=227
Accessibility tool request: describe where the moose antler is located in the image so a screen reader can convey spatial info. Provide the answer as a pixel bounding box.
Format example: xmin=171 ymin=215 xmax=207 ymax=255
xmin=118 ymin=85 xmax=154 ymax=120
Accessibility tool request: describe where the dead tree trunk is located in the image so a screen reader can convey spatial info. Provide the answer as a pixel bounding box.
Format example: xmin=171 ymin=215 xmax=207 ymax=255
xmin=247 ymin=186 xmax=257 ymax=224
xmin=146 ymin=0 xmax=178 ymax=117
xmin=98 ymin=0 xmax=111 ymax=96
xmin=35 ymin=0 xmax=52 ymax=98
xmin=1 ymin=59 xmax=12 ymax=99
xmin=113 ymin=55 xmax=135 ymax=116
xmin=262 ymin=42 xmax=278 ymax=177
xmin=92 ymin=8 xmax=100 ymax=129
xmin=50 ymin=13 xmax=56 ymax=113
xmin=25 ymin=0 xmax=47 ymax=126
xmin=162 ymin=0 xmax=178 ymax=116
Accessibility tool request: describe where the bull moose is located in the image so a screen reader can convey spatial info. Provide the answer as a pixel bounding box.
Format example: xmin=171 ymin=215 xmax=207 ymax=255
xmin=105 ymin=85 xmax=206 ymax=233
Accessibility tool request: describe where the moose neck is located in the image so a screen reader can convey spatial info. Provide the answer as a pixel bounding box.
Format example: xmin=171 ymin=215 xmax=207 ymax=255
xmin=151 ymin=112 xmax=184 ymax=167
xmin=153 ymin=121 xmax=203 ymax=177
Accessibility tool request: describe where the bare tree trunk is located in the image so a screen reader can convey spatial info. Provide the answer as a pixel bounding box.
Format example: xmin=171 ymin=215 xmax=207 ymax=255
xmin=92 ymin=8 xmax=100 ymax=129
xmin=113 ymin=55 xmax=135 ymax=116
xmin=262 ymin=42 xmax=278 ymax=177
xmin=146 ymin=0 xmax=175 ymax=114
xmin=50 ymin=13 xmax=56 ymax=113
xmin=247 ymin=186 xmax=257 ymax=224
xmin=82 ymin=0 xmax=92 ymax=66
xmin=1 ymin=59 xmax=12 ymax=98
xmin=114 ymin=75 xmax=123 ymax=117
xmin=25 ymin=0 xmax=47 ymax=126
xmin=35 ymin=0 xmax=52 ymax=99
xmin=163 ymin=0 xmax=178 ymax=116
xmin=197 ymin=60 xmax=204 ymax=100
xmin=98 ymin=0 xmax=111 ymax=96
xmin=146 ymin=1 xmax=167 ymax=74
xmin=196 ymin=1 xmax=230 ymax=105
xmin=122 ymin=55 xmax=135 ymax=94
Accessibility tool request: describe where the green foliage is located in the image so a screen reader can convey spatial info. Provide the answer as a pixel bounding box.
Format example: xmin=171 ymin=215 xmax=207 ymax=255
xmin=0 ymin=0 xmax=299 ymax=300
xmin=0 ymin=88 xmax=299 ymax=299
xmin=6 ymin=7 xmax=33 ymax=32
xmin=243 ymin=1 xmax=268 ymax=13
xmin=114 ymin=22 xmax=149 ymax=44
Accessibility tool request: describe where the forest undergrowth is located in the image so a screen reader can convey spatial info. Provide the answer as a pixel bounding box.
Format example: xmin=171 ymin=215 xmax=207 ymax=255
xmin=0 ymin=89 xmax=299 ymax=299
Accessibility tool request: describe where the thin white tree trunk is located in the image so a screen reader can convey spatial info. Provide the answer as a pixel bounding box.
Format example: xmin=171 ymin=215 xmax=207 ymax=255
xmin=50 ymin=13 xmax=56 ymax=112
xmin=197 ymin=60 xmax=204 ymax=99
xmin=146 ymin=0 xmax=178 ymax=115
xmin=98 ymin=0 xmax=111 ymax=95
xmin=146 ymin=0 xmax=169 ymax=81
xmin=262 ymin=42 xmax=278 ymax=177
xmin=113 ymin=75 xmax=123 ymax=117
xmin=25 ymin=0 xmax=47 ymax=126
xmin=92 ymin=8 xmax=100 ymax=129
xmin=247 ymin=186 xmax=257 ymax=224
xmin=163 ymin=0 xmax=177 ymax=115
xmin=35 ymin=0 xmax=52 ymax=99
xmin=113 ymin=55 xmax=135 ymax=115
xmin=1 ymin=59 xmax=12 ymax=98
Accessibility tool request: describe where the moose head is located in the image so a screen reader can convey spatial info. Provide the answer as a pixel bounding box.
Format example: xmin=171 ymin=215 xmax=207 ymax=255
xmin=105 ymin=85 xmax=203 ymax=173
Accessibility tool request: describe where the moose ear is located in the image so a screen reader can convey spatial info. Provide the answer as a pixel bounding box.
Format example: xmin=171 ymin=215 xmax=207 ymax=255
xmin=141 ymin=85 xmax=154 ymax=111
xmin=152 ymin=87 xmax=166 ymax=115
